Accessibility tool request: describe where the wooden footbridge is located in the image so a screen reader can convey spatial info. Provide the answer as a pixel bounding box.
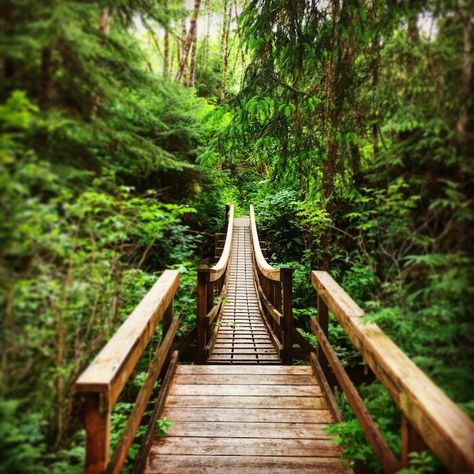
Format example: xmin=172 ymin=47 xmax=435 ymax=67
xmin=75 ymin=206 xmax=474 ymax=474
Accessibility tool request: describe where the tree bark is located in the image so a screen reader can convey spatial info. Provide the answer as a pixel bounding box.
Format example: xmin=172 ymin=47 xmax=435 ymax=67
xmin=164 ymin=28 xmax=170 ymax=77
xmin=187 ymin=37 xmax=198 ymax=86
xmin=219 ymin=0 xmax=231 ymax=103
xmin=38 ymin=46 xmax=53 ymax=107
xmin=319 ymin=0 xmax=340 ymax=271
xmin=456 ymin=10 xmax=472 ymax=137
xmin=176 ymin=0 xmax=201 ymax=83
xmin=91 ymin=8 xmax=110 ymax=117
xmin=2 ymin=0 xmax=15 ymax=98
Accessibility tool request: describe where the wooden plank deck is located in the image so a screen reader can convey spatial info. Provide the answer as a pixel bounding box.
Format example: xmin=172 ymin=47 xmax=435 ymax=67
xmin=145 ymin=365 xmax=350 ymax=473
xmin=208 ymin=216 xmax=280 ymax=364
xmin=144 ymin=217 xmax=350 ymax=473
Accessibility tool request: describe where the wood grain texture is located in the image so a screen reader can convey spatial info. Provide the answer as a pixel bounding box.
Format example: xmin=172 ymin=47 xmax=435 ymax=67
xmin=149 ymin=437 xmax=342 ymax=457
xmin=249 ymin=205 xmax=281 ymax=280
xmin=165 ymin=395 xmax=327 ymax=409
xmin=312 ymin=270 xmax=474 ymax=473
xmin=145 ymin=362 xmax=350 ymax=473
xmin=107 ymin=319 xmax=180 ymax=474
xmin=311 ymin=318 xmax=399 ymax=473
xmin=145 ymin=454 xmax=351 ymax=473
xmin=75 ymin=270 xmax=179 ymax=403
xmin=208 ymin=206 xmax=234 ymax=282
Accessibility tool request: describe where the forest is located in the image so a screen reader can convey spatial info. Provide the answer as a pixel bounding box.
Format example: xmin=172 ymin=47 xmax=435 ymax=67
xmin=0 ymin=0 xmax=473 ymax=473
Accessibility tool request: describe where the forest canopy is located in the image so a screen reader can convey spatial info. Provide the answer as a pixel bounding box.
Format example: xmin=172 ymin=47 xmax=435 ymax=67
xmin=0 ymin=0 xmax=472 ymax=472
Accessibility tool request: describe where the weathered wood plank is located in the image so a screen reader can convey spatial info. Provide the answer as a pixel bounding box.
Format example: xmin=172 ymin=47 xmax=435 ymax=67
xmin=162 ymin=407 xmax=333 ymax=423
xmin=176 ymin=365 xmax=311 ymax=375
xmin=169 ymin=383 xmax=322 ymax=397
xmin=173 ymin=374 xmax=316 ymax=385
xmin=213 ymin=343 xmax=275 ymax=349
xmin=145 ymin=454 xmax=350 ymax=473
xmin=150 ymin=437 xmax=342 ymax=457
xmin=165 ymin=395 xmax=326 ymax=409
xmin=207 ymin=354 xmax=279 ymax=361
xmin=162 ymin=421 xmax=332 ymax=439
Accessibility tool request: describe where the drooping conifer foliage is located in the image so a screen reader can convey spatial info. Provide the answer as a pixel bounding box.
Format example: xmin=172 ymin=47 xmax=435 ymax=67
xmin=1 ymin=0 xmax=472 ymax=472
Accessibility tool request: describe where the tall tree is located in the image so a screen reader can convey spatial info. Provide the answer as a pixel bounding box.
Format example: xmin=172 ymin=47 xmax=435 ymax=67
xmin=176 ymin=0 xmax=201 ymax=84
xmin=219 ymin=0 xmax=231 ymax=103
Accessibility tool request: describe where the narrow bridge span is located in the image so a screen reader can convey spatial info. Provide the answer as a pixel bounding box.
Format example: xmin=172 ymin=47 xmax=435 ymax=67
xmin=75 ymin=205 xmax=474 ymax=474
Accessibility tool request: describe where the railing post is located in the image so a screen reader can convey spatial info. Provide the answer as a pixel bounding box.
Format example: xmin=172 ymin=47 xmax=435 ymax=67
xmin=317 ymin=291 xmax=329 ymax=377
xmin=197 ymin=269 xmax=210 ymax=361
xmin=83 ymin=392 xmax=110 ymax=474
xmin=225 ymin=204 xmax=230 ymax=225
xmin=401 ymin=415 xmax=427 ymax=467
xmin=281 ymin=268 xmax=293 ymax=365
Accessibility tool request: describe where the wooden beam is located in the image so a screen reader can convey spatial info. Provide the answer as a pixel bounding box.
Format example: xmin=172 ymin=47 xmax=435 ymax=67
xmin=309 ymin=352 xmax=342 ymax=423
xmin=75 ymin=270 xmax=179 ymax=405
xmin=197 ymin=268 xmax=210 ymax=359
xmin=107 ymin=318 xmax=180 ymax=474
xmin=310 ymin=317 xmax=400 ymax=474
xmin=208 ymin=205 xmax=234 ymax=282
xmin=249 ymin=205 xmax=280 ymax=281
xmin=281 ymin=268 xmax=293 ymax=365
xmin=132 ymin=351 xmax=179 ymax=474
xmin=311 ymin=271 xmax=474 ymax=473
xmin=401 ymin=414 xmax=428 ymax=467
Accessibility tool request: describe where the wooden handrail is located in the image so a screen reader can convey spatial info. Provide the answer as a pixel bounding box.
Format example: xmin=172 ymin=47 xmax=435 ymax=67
xmin=311 ymin=270 xmax=474 ymax=473
xmin=75 ymin=270 xmax=180 ymax=474
xmin=197 ymin=205 xmax=234 ymax=359
xmin=249 ymin=205 xmax=280 ymax=280
xmin=208 ymin=205 xmax=234 ymax=282
xmin=249 ymin=205 xmax=298 ymax=364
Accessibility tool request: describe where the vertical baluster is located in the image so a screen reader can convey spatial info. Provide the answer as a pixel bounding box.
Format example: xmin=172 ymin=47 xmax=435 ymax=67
xmin=274 ymin=280 xmax=282 ymax=312
xmin=281 ymin=268 xmax=293 ymax=365
xmin=401 ymin=415 xmax=426 ymax=467
xmin=273 ymin=279 xmax=282 ymax=344
xmin=197 ymin=269 xmax=210 ymax=360
xmin=317 ymin=292 xmax=329 ymax=377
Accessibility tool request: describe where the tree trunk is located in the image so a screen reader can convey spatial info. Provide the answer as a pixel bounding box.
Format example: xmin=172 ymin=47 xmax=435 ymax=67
xmin=38 ymin=46 xmax=53 ymax=107
xmin=456 ymin=10 xmax=472 ymax=137
xmin=2 ymin=0 xmax=15 ymax=98
xmin=164 ymin=28 xmax=170 ymax=77
xmin=187 ymin=37 xmax=198 ymax=86
xmin=219 ymin=0 xmax=231 ymax=103
xmin=370 ymin=12 xmax=381 ymax=158
xmin=176 ymin=0 xmax=201 ymax=83
xmin=91 ymin=8 xmax=110 ymax=117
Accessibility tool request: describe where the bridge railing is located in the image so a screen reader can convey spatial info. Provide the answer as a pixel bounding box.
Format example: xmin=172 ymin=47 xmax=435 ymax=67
xmin=75 ymin=270 xmax=181 ymax=474
xmin=310 ymin=270 xmax=474 ymax=473
xmin=196 ymin=205 xmax=234 ymax=360
xmin=249 ymin=205 xmax=298 ymax=364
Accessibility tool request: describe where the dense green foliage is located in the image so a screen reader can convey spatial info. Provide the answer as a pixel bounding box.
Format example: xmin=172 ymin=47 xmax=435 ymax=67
xmin=1 ymin=0 xmax=472 ymax=472
xmin=0 ymin=1 xmax=234 ymax=471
